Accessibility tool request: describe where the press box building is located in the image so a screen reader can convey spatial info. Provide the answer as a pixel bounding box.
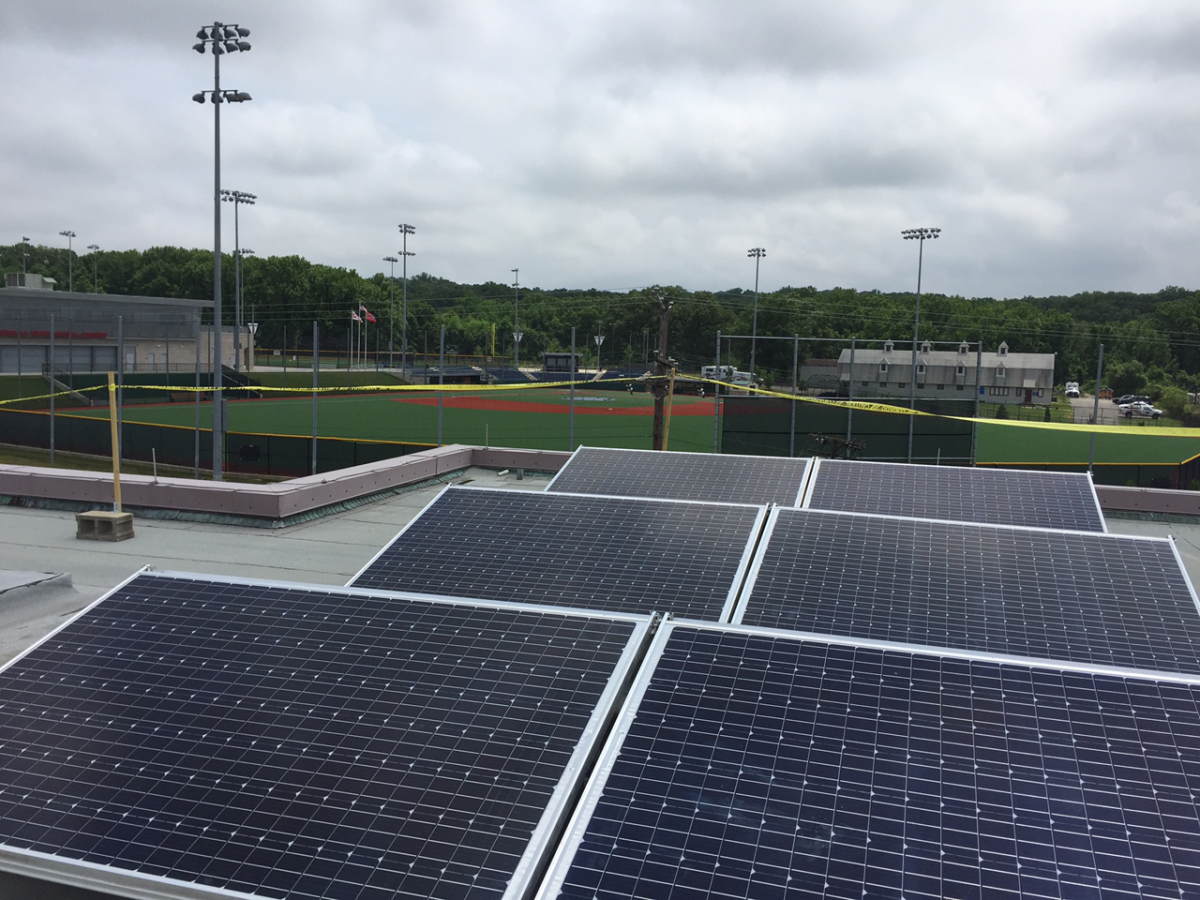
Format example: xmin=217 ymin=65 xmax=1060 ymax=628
xmin=837 ymin=340 xmax=1056 ymax=405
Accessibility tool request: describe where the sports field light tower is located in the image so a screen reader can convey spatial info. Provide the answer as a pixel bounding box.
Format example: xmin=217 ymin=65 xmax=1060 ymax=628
xmin=384 ymin=256 xmax=399 ymax=368
xmin=747 ymin=247 xmax=765 ymax=376
xmin=398 ymin=223 xmax=415 ymax=370
xmin=21 ymin=237 xmax=30 ymax=275
xmin=221 ymin=189 xmax=256 ymax=371
xmin=59 ymin=230 xmax=76 ymax=291
xmin=192 ymin=20 xmax=252 ymax=481
xmin=512 ymin=268 xmax=522 ymax=369
xmin=901 ymin=226 xmax=940 ymax=463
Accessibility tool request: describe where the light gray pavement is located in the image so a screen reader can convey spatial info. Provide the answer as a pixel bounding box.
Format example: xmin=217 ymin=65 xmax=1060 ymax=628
xmin=0 ymin=467 xmax=550 ymax=666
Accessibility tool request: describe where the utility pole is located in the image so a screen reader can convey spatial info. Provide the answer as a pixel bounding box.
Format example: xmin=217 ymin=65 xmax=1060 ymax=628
xmin=651 ymin=288 xmax=674 ymax=451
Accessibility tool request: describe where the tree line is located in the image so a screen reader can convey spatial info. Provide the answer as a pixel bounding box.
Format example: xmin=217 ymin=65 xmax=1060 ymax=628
xmin=3 ymin=242 xmax=1198 ymax=403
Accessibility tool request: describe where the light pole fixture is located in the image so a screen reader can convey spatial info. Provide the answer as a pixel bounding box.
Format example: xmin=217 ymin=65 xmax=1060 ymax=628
xmin=511 ymin=268 xmax=521 ymax=369
xmin=59 ymin=230 xmax=76 ymax=291
xmin=87 ymin=244 xmax=99 ymax=290
xmin=748 ymin=247 xmax=765 ymax=375
xmin=193 ymin=19 xmax=252 ymax=481
xmin=384 ymin=255 xmax=399 ymax=368
xmin=594 ymin=330 xmax=605 ymax=375
xmin=21 ymin=236 xmax=30 ymax=275
xmin=399 ymin=223 xmax=415 ymax=370
xmin=221 ymin=188 xmax=256 ymax=372
xmin=901 ymin=226 xmax=941 ymax=463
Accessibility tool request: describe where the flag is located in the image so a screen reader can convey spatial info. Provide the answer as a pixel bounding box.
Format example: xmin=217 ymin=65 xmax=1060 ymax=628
xmin=360 ymin=303 xmax=376 ymax=323
xmin=364 ymin=309 xmax=377 ymax=323
xmin=351 ymin=311 xmax=362 ymax=323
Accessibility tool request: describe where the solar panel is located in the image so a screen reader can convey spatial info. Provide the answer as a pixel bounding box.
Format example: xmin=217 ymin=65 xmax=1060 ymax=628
xmin=804 ymin=458 xmax=1108 ymax=531
xmin=350 ymin=487 xmax=766 ymax=621
xmin=736 ymin=508 xmax=1200 ymax=673
xmin=543 ymin=623 xmax=1200 ymax=900
xmin=0 ymin=570 xmax=651 ymax=900
xmin=546 ymin=446 xmax=812 ymax=506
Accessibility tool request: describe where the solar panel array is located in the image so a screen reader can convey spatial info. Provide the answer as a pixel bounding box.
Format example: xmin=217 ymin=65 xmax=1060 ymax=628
xmin=737 ymin=508 xmax=1200 ymax=672
xmin=0 ymin=572 xmax=649 ymax=900
xmin=805 ymin=458 xmax=1108 ymax=532
xmin=545 ymin=625 xmax=1200 ymax=900
xmin=4 ymin=447 xmax=1200 ymax=900
xmin=546 ymin=446 xmax=811 ymax=505
xmin=349 ymin=487 xmax=764 ymax=621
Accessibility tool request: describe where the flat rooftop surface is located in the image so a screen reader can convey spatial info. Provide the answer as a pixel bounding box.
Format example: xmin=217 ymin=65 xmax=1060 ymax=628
xmin=0 ymin=467 xmax=549 ymax=667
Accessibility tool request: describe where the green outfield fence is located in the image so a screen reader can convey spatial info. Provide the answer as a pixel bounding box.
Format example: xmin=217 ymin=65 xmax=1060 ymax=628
xmin=722 ymin=396 xmax=976 ymax=464
xmin=0 ymin=408 xmax=433 ymax=478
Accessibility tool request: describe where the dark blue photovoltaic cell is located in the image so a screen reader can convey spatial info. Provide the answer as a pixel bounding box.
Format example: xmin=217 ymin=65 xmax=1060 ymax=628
xmin=552 ymin=627 xmax=1200 ymax=900
xmin=740 ymin=508 xmax=1200 ymax=673
xmin=546 ymin=447 xmax=810 ymax=506
xmin=351 ymin=488 xmax=762 ymax=620
xmin=807 ymin=459 xmax=1106 ymax=531
xmin=0 ymin=573 xmax=640 ymax=900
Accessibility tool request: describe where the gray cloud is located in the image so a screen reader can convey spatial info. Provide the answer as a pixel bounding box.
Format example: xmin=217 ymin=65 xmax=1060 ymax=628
xmin=1 ymin=0 xmax=1198 ymax=300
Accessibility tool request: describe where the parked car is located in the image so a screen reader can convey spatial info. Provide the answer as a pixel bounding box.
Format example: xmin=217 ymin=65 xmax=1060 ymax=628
xmin=1119 ymin=401 xmax=1163 ymax=419
xmin=1114 ymin=394 xmax=1152 ymax=407
xmin=1065 ymin=381 xmax=1080 ymax=398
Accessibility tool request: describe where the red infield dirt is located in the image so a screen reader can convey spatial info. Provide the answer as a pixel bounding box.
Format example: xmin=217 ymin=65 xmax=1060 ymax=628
xmin=391 ymin=394 xmax=714 ymax=416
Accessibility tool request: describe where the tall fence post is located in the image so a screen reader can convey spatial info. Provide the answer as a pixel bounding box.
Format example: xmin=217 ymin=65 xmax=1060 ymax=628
xmin=569 ymin=327 xmax=576 ymax=451
xmin=712 ymin=331 xmax=721 ymax=454
xmin=312 ymin=321 xmax=319 ymax=476
xmin=789 ymin=334 xmax=798 ymax=458
xmin=116 ymin=316 xmax=124 ymax=462
xmin=1088 ymin=344 xmax=1104 ymax=476
xmin=194 ymin=324 xmax=201 ymax=478
xmin=48 ymin=313 xmax=55 ymax=463
xmin=971 ymin=340 xmax=982 ymax=465
xmin=846 ymin=338 xmax=856 ymax=446
xmin=437 ymin=325 xmax=445 ymax=447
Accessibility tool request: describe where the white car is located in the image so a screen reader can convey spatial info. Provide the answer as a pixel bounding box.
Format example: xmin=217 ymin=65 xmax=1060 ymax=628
xmin=1120 ymin=401 xmax=1163 ymax=418
xmin=1065 ymin=381 xmax=1080 ymax=398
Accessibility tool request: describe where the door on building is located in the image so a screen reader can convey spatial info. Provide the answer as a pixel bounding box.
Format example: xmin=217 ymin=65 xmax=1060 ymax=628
xmin=1024 ymin=388 xmax=1033 ymax=404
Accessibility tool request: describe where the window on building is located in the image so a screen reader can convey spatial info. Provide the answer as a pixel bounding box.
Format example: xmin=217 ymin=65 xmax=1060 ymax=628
xmin=883 ymin=340 xmax=894 ymax=353
xmin=956 ymin=364 xmax=966 ymax=376
xmin=860 ymin=381 xmax=869 ymax=387
xmin=998 ymin=342 xmax=1009 ymax=357
xmin=920 ymin=341 xmax=931 ymax=354
xmin=879 ymin=361 xmax=889 ymax=373
xmin=898 ymin=382 xmax=907 ymax=389
xmin=937 ymin=384 xmax=945 ymax=390
xmin=996 ymin=365 xmax=1006 ymax=380
xmin=958 ymin=342 xmax=970 ymax=355
xmin=956 ymin=385 xmax=965 ymax=391
xmin=917 ymin=363 xmax=927 ymax=376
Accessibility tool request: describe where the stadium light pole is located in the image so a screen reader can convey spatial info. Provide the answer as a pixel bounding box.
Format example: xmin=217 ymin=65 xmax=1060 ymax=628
xmin=383 ymin=255 xmax=399 ymax=368
xmin=901 ymin=226 xmax=940 ymax=463
xmin=87 ymin=244 xmax=100 ymax=290
xmin=512 ymin=268 xmax=521 ymax=369
xmin=59 ymin=230 xmax=76 ymax=291
xmin=21 ymin=237 xmax=30 ymax=275
xmin=221 ymin=189 xmax=255 ymax=372
xmin=399 ymin=223 xmax=415 ymax=370
xmin=193 ymin=19 xmax=252 ymax=481
xmin=748 ymin=247 xmax=765 ymax=376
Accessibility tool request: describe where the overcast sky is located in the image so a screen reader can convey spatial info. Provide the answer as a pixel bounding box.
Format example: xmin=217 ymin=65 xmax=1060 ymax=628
xmin=2 ymin=1 xmax=1198 ymax=299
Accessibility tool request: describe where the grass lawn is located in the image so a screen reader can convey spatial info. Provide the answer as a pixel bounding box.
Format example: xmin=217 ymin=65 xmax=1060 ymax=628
xmin=65 ymin=387 xmax=722 ymax=454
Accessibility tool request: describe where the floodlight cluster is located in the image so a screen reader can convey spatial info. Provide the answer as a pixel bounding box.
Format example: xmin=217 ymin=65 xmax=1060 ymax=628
xmin=901 ymin=227 xmax=941 ymax=240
